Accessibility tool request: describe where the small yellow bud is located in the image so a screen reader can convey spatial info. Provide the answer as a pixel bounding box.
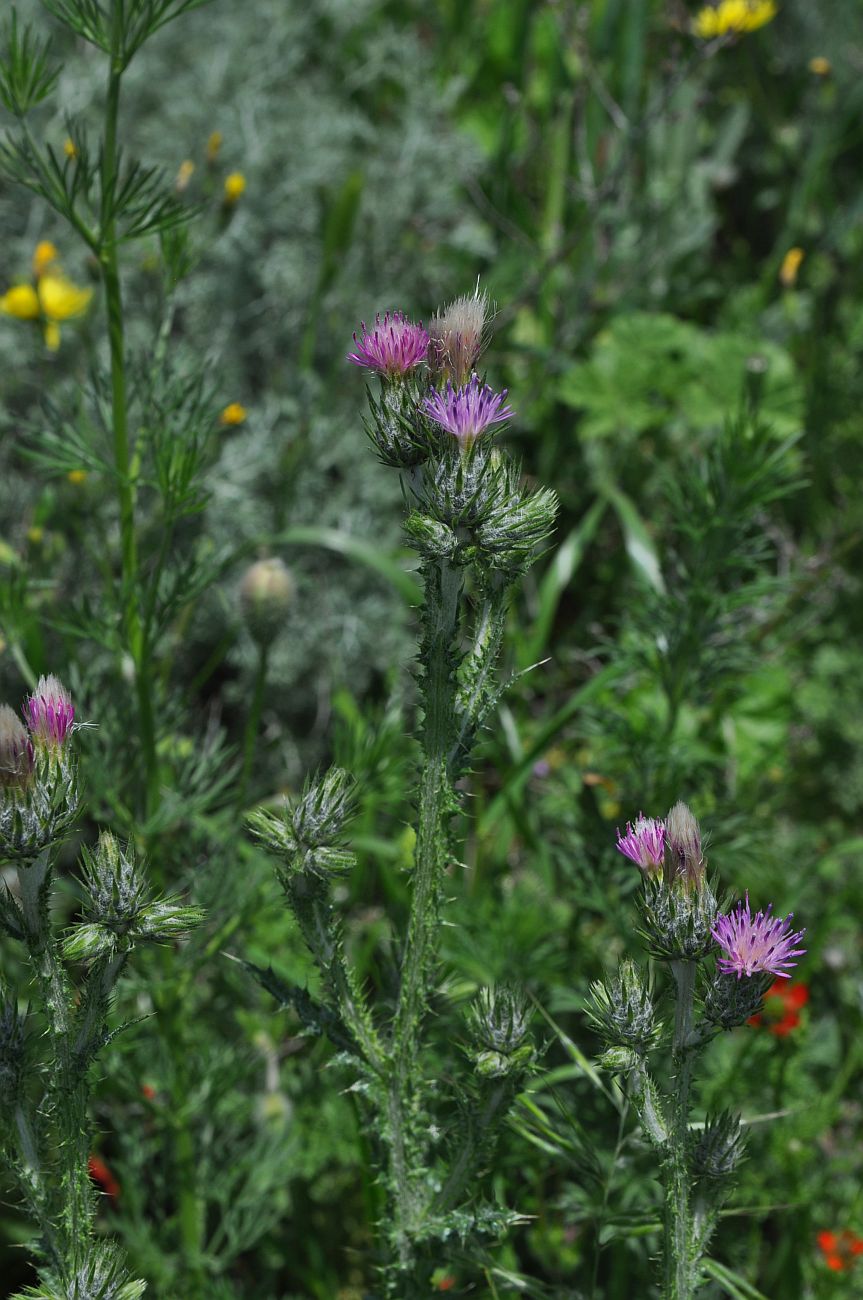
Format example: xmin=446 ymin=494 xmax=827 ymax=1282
xmin=0 ymin=283 xmax=40 ymax=320
xmin=206 ymin=130 xmax=223 ymax=162
xmin=175 ymin=159 xmax=195 ymax=192
xmin=63 ymin=137 xmax=78 ymax=159
xmin=219 ymin=402 xmax=248 ymax=426
xmin=779 ymin=246 xmax=805 ymax=287
xmin=32 ymin=241 xmax=58 ymax=278
xmin=27 ymin=526 xmax=44 ymax=544
xmin=223 ymin=171 xmax=246 ymax=205
xmin=808 ymin=56 xmax=831 ymax=75
xmin=67 ymin=469 xmax=88 ymax=485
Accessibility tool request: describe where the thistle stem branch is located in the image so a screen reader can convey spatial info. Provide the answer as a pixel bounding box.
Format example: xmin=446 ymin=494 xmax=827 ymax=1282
xmin=665 ymin=959 xmax=697 ymax=1300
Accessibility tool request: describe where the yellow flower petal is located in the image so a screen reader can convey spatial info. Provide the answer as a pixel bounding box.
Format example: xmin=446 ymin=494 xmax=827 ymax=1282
xmin=43 ymin=321 xmax=61 ymax=351
xmin=0 ymin=283 xmax=41 ymax=320
xmin=38 ymin=274 xmax=93 ymax=322
xmin=693 ymin=0 xmax=777 ymax=38
xmin=67 ymin=469 xmax=88 ymax=485
xmin=63 ymin=137 xmax=78 ymax=159
xmin=809 ymin=56 xmax=831 ymax=75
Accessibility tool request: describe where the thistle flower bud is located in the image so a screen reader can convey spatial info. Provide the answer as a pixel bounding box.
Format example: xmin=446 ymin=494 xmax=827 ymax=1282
xmin=664 ymin=801 xmax=704 ymax=891
xmin=429 ymin=288 xmax=490 ymax=386
xmin=639 ymin=875 xmax=720 ymax=962
xmin=249 ymin=767 xmax=358 ymax=880
xmin=704 ymin=967 xmax=773 ymax=1030
xmin=365 ymin=382 xmax=431 ymax=468
xmin=240 ymin=558 xmax=293 ymax=646
xmin=693 ymin=1110 xmax=747 ymax=1181
xmin=0 ymin=705 xmax=34 ymax=790
xmin=467 ymin=986 xmax=535 ymax=1079
xmin=587 ymin=959 xmax=661 ymax=1053
xmin=403 ymin=511 xmax=458 ymax=560
xmin=24 ymin=674 xmax=75 ymax=750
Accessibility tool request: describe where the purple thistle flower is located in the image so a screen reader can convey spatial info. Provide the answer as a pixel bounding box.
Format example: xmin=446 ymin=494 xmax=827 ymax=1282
xmin=25 ymin=674 xmax=75 ymax=749
xmin=347 ymin=311 xmax=429 ymax=378
xmin=422 ymin=374 xmax=513 ymax=449
xmin=711 ymin=894 xmax=806 ymax=980
xmin=616 ymin=814 xmax=666 ymax=875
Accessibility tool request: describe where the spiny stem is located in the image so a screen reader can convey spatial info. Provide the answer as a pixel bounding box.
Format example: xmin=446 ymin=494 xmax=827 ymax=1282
xmin=239 ymin=642 xmax=269 ymax=805
xmin=665 ymin=959 xmax=697 ymax=1300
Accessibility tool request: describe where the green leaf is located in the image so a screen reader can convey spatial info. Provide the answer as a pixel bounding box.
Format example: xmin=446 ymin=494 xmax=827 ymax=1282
xmin=516 ymin=498 xmax=605 ymax=670
xmin=702 ymin=1257 xmax=772 ymax=1300
xmin=601 ymin=484 xmax=665 ymax=593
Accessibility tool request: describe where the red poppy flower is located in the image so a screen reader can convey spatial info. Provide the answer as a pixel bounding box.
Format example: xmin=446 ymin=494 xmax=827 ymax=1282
xmin=817 ymin=1228 xmax=863 ymax=1271
xmin=87 ymin=1154 xmax=120 ymax=1202
xmin=748 ymin=979 xmax=808 ymax=1035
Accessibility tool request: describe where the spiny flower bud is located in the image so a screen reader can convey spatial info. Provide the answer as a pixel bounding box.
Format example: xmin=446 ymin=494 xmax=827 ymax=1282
xmin=240 ymin=558 xmax=293 ymax=646
xmin=587 ymin=959 xmax=661 ymax=1053
xmin=693 ymin=1110 xmax=747 ymax=1181
xmin=403 ymin=511 xmax=458 ymax=561
xmin=249 ymin=767 xmax=358 ymax=880
xmin=704 ymin=967 xmax=773 ymax=1030
xmin=467 ymin=986 xmax=535 ymax=1079
xmin=0 ymin=705 xmax=34 ymax=790
xmin=429 ymin=287 xmax=490 ymax=386
xmin=664 ymin=801 xmax=704 ymax=891
xmin=639 ymin=875 xmax=720 ymax=962
xmin=25 ymin=674 xmax=75 ymax=750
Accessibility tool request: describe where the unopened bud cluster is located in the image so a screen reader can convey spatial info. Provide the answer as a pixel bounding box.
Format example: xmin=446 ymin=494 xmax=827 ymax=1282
xmin=0 ymin=674 xmax=79 ymax=861
xmin=692 ymin=1110 xmax=747 ymax=1181
xmin=62 ymin=832 xmax=203 ymax=961
xmin=249 ymin=767 xmax=358 ymax=881
xmin=466 ymin=986 xmax=535 ymax=1079
xmin=587 ymin=959 xmax=661 ymax=1054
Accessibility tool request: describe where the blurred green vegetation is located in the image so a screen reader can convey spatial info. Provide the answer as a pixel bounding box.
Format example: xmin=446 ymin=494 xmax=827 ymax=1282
xmin=1 ymin=0 xmax=862 ymax=1296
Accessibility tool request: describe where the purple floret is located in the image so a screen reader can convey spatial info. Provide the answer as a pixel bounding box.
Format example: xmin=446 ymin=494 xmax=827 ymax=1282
xmin=422 ymin=374 xmax=513 ymax=448
xmin=25 ymin=675 xmax=75 ymax=748
xmin=347 ymin=311 xmax=429 ymax=378
xmin=711 ymin=894 xmax=806 ymax=979
xmin=616 ymin=815 xmax=666 ymax=874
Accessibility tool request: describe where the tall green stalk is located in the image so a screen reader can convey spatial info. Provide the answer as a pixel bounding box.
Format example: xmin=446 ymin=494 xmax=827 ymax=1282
xmin=665 ymin=959 xmax=696 ymax=1300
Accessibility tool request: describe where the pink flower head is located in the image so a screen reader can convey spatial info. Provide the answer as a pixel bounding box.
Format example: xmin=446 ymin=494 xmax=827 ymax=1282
xmin=347 ymin=311 xmax=429 ymax=378
xmin=25 ymin=674 xmax=75 ymax=749
xmin=616 ymin=814 xmax=666 ymax=875
xmin=422 ymin=374 xmax=513 ymax=449
xmin=711 ymin=894 xmax=806 ymax=980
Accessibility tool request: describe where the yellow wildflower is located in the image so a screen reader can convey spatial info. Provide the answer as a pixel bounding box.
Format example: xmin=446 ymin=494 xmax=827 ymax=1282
xmin=809 ymin=56 xmax=831 ymax=75
xmin=176 ymin=159 xmax=195 ymax=192
xmin=27 ymin=526 xmax=44 ymax=544
xmin=43 ymin=322 xmax=61 ymax=351
xmin=779 ymin=247 xmax=804 ymax=287
xmin=67 ymin=469 xmax=88 ymax=485
xmin=63 ymin=137 xmax=78 ymax=160
xmin=206 ymin=130 xmax=223 ymax=162
xmin=219 ymin=402 xmax=247 ymax=426
xmin=693 ymin=0 xmax=777 ymax=38
xmin=32 ymin=241 xmax=59 ymax=278
xmin=0 ymin=283 xmax=40 ymax=320
xmin=38 ymin=274 xmax=93 ymax=322
xmin=223 ymin=171 xmax=246 ymax=205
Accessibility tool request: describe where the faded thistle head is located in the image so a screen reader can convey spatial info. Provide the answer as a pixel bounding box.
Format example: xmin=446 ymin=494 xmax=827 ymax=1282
xmin=466 ymin=985 xmax=535 ymax=1079
xmin=429 ymin=286 xmax=491 ymax=385
xmin=587 ymin=959 xmax=661 ymax=1056
xmin=62 ymin=831 xmax=202 ymax=961
xmin=664 ymin=801 xmax=705 ymax=891
xmin=0 ymin=675 xmax=79 ymax=862
xmin=248 ymin=766 xmax=358 ymax=881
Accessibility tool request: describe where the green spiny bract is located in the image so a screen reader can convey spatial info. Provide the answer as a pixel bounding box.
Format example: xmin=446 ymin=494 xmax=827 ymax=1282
xmin=364 ymin=381 xmax=434 ymax=468
xmin=638 ymin=875 xmax=720 ymax=962
xmin=11 ymin=1241 xmax=147 ymax=1299
xmin=248 ymin=767 xmax=358 ymax=880
xmin=587 ymin=958 xmax=662 ymax=1054
xmin=692 ymin=1110 xmax=747 ymax=1182
xmin=703 ymin=967 xmax=773 ymax=1030
xmin=467 ymin=986 xmax=536 ymax=1079
xmin=61 ymin=832 xmax=203 ymax=961
xmin=0 ymin=749 xmax=80 ymax=865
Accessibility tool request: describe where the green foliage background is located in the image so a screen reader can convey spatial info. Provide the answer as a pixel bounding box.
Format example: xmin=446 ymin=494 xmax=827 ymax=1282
xmin=1 ymin=0 xmax=862 ymax=1296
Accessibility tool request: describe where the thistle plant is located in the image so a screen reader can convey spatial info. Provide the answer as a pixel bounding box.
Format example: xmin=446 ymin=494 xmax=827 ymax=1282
xmin=249 ymin=289 xmax=557 ymax=1294
xmin=589 ymin=802 xmax=805 ymax=1299
xmin=0 ymin=676 xmax=200 ymax=1297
